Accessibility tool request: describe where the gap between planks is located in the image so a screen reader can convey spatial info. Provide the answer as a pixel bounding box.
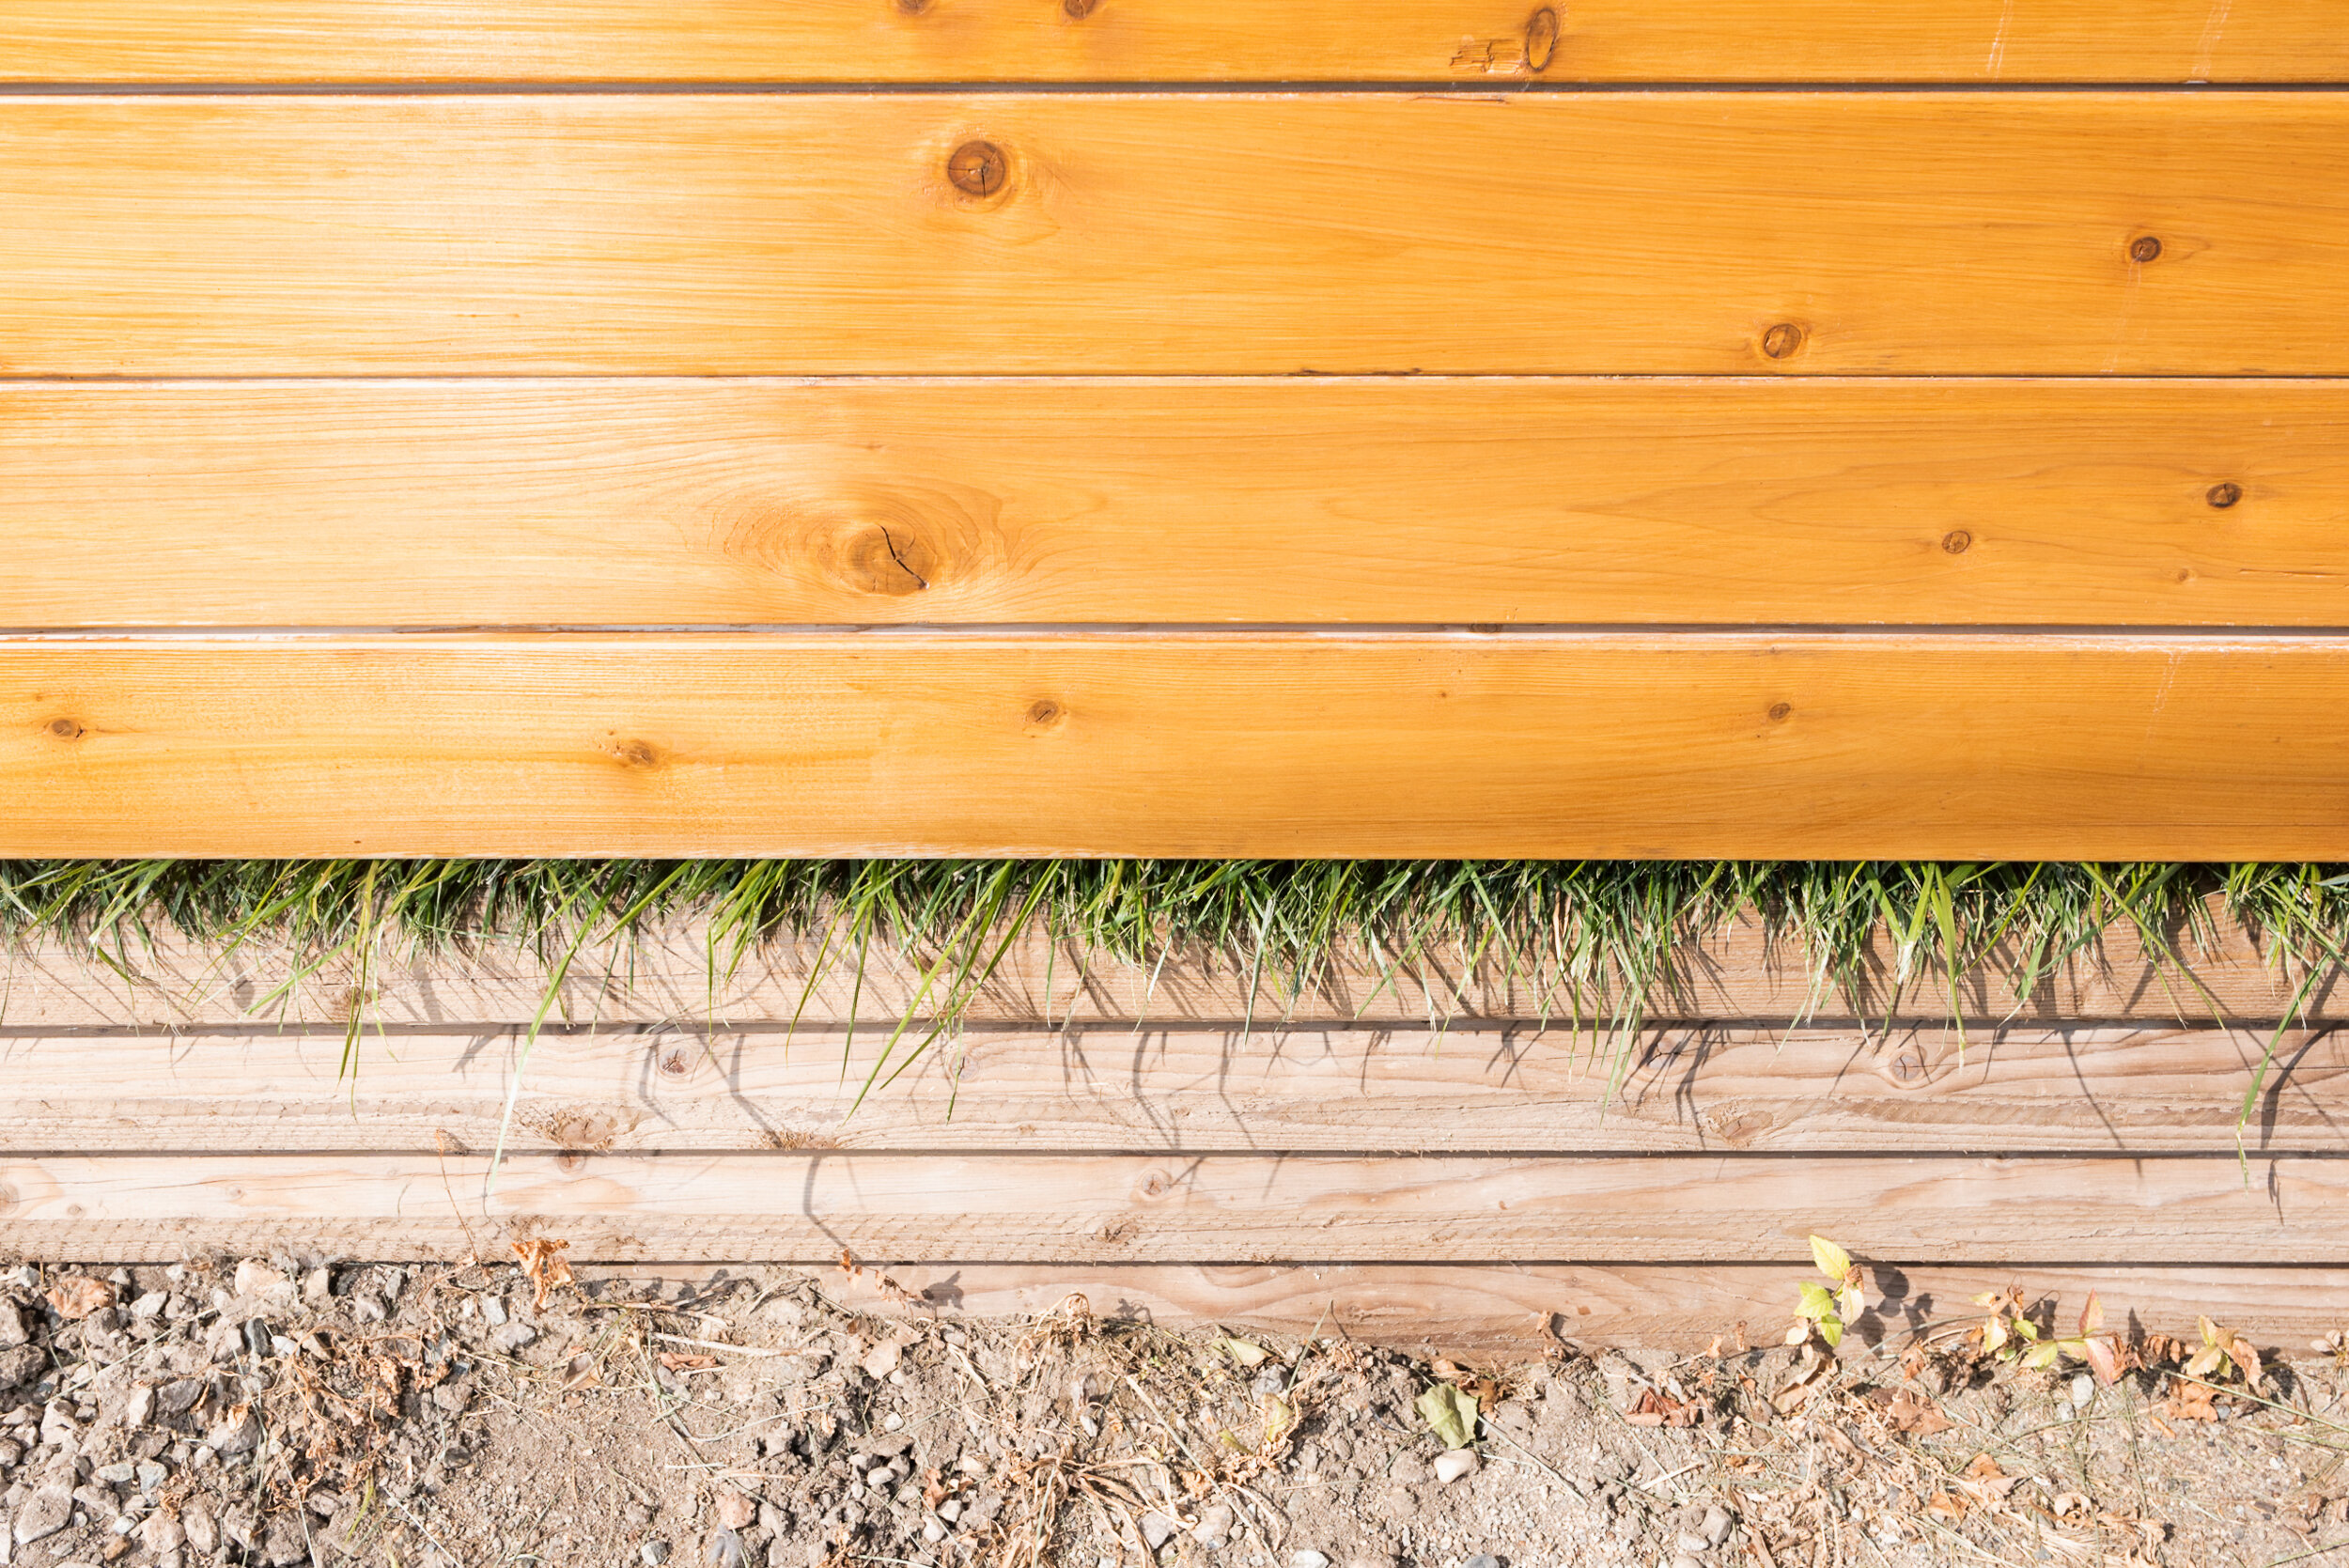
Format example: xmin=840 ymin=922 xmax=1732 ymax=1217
xmin=1 ymin=1024 xmax=2338 ymax=1154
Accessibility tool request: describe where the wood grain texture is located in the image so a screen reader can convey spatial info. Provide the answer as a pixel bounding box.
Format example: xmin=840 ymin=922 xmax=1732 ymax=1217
xmin=3 ymin=1151 xmax=2342 ymax=1263
xmin=4 ymin=910 xmax=2327 ymax=1030
xmin=8 ymin=379 xmax=2346 ymax=629
xmin=817 ymin=1264 xmax=2349 ymax=1353
xmin=6 ymin=1025 xmax=2339 ymax=1155
xmin=2 ymin=2 xmax=2341 ymax=84
xmin=8 ymin=633 xmax=2349 ymax=859
xmin=3 ymin=94 xmax=2342 ymax=374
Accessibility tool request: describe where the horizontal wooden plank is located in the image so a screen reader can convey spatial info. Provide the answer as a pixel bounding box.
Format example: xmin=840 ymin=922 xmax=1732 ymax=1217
xmin=814 ymin=1263 xmax=2349 ymax=1353
xmin=4 ymin=1024 xmax=2335 ymax=1155
xmin=8 ymin=633 xmax=2349 ymax=859
xmin=10 ymin=379 xmax=2349 ymax=629
xmin=3 ymin=95 xmax=2343 ymax=374
xmin=2 ymin=1151 xmax=2341 ymax=1263
xmin=4 ymin=908 xmax=2329 ymax=1030
xmin=5 ymin=2 xmax=2342 ymax=84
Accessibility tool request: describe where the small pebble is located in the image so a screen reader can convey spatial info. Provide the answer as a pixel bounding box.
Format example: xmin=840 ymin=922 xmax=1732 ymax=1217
xmin=881 ymin=1411 xmax=904 ymax=1432
xmin=1140 ymin=1512 xmax=1179 ymax=1548
xmin=1432 ymin=1450 xmax=1480 ymax=1484
xmin=641 ymin=1542 xmax=672 ymax=1567
xmin=1464 ymin=1557 xmax=1501 ymax=1568
xmin=1703 ymin=1504 xmax=1735 ymax=1545
xmin=482 ymin=1296 xmax=507 ymax=1327
xmin=1676 ymin=1530 xmax=1710 ymax=1551
xmin=1292 ymin=1554 xmax=1330 ymax=1568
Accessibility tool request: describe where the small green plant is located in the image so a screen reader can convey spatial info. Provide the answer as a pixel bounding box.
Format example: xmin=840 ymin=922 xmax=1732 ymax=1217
xmin=1788 ymin=1234 xmax=1866 ymax=1349
xmin=2183 ymin=1314 xmax=2262 ymax=1388
xmin=1968 ymin=1286 xmax=2122 ymax=1384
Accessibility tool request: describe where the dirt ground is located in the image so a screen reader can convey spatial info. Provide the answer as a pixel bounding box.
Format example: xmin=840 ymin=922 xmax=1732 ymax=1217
xmin=0 ymin=1252 xmax=2343 ymax=1568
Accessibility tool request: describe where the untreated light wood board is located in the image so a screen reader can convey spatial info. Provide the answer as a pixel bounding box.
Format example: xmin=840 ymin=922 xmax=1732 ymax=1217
xmin=2 ymin=94 xmax=2341 ymax=374
xmin=3 ymin=1151 xmax=2342 ymax=1263
xmin=6 ymin=379 xmax=2342 ymax=629
xmin=3 ymin=1024 xmax=2334 ymax=1155
xmin=5 ymin=910 xmax=2324 ymax=1030
xmin=810 ymin=1262 xmax=2349 ymax=1353
xmin=2 ymin=2 xmax=2340 ymax=84
xmin=8 ymin=633 xmax=2349 ymax=859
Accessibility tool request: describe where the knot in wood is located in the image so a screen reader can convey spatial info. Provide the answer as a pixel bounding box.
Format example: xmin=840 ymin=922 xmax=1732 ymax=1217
xmin=1064 ymin=0 xmax=1103 ymax=17
xmin=657 ymin=1048 xmax=693 ymax=1079
xmin=2129 ymin=235 xmax=2163 ymax=264
xmin=1760 ymin=322 xmax=1804 ymax=360
xmin=45 ymin=717 xmax=84 ymax=739
xmin=947 ymin=140 xmax=1008 ymax=198
xmin=2206 ymin=481 xmax=2243 ymax=509
xmin=1523 ymin=7 xmax=1560 ymax=71
xmin=1766 ymin=702 xmax=1792 ymax=723
xmin=1940 ymin=529 xmax=1973 ymax=554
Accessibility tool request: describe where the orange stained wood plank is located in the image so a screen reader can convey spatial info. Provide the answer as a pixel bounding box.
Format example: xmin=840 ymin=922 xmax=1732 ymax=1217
xmin=0 ymin=94 xmax=2342 ymax=374
xmin=3 ymin=380 xmax=2342 ymax=629
xmin=1 ymin=2 xmax=2341 ymax=83
xmin=6 ymin=632 xmax=2349 ymax=860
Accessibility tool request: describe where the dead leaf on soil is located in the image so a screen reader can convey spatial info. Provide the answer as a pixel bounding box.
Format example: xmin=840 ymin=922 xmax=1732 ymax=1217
xmin=1624 ymin=1388 xmax=1703 ymax=1429
xmin=512 ymin=1238 xmax=574 ymax=1310
xmin=46 ymin=1276 xmax=114 ymax=1321
xmin=658 ymin=1351 xmax=719 ymax=1372
xmin=1214 ymin=1336 xmax=1269 ymax=1370
xmin=1959 ymin=1453 xmax=2020 ymax=1504
xmin=2165 ymin=1377 xmax=2220 ymax=1422
xmin=1869 ymin=1386 xmax=1954 ymax=1436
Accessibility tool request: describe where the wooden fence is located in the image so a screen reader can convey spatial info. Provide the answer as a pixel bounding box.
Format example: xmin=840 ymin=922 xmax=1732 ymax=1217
xmin=2 ymin=6 xmax=2347 ymax=1346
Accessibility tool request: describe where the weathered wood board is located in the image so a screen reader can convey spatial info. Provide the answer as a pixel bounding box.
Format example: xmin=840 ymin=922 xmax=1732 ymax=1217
xmin=4 ymin=1150 xmax=2343 ymax=1264
xmin=5 ymin=2 xmax=2341 ymax=84
xmin=811 ymin=1262 xmax=2349 ymax=1354
xmin=1 ymin=909 xmax=2323 ymax=1029
xmin=1 ymin=95 xmax=2341 ymax=374
xmin=1 ymin=1024 xmax=2335 ymax=1155
xmin=0 ymin=379 xmax=2338 ymax=629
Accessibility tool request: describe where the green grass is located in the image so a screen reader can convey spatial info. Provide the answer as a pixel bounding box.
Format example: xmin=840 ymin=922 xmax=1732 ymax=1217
xmin=9 ymin=858 xmax=2344 ymax=1149
xmin=7 ymin=857 xmax=2347 ymax=1027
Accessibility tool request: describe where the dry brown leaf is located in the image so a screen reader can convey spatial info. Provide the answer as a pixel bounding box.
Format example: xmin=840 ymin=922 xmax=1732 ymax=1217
xmin=2166 ymin=1378 xmax=2219 ymax=1423
xmin=1624 ymin=1388 xmax=1703 ymax=1428
xmin=511 ymin=1237 xmax=575 ymax=1310
xmin=1880 ymin=1389 xmax=1954 ymax=1436
xmin=1958 ymin=1452 xmax=2020 ymax=1504
xmin=658 ymin=1351 xmax=719 ymax=1372
xmin=1925 ymin=1491 xmax=1969 ymax=1522
xmin=45 ymin=1276 xmax=114 ymax=1321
